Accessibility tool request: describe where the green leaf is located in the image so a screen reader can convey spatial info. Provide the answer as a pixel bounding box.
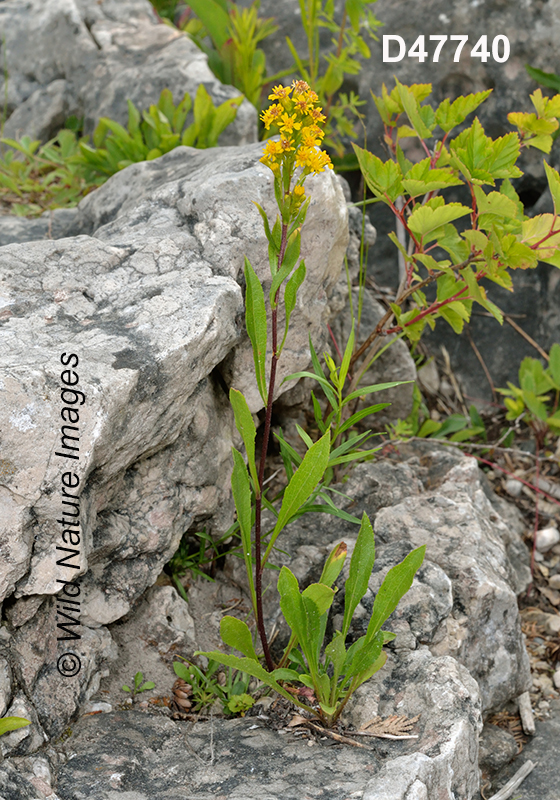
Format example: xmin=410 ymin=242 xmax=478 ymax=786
xmin=339 ymin=320 xmax=355 ymax=389
xmin=325 ymin=631 xmax=346 ymax=674
xmin=279 ymin=260 xmax=306 ymax=354
xmin=344 ymin=381 xmax=409 ymax=404
xmin=244 ymin=256 xmax=268 ymax=406
xmin=408 ymin=199 xmax=471 ymax=238
xmin=208 ymin=96 xmax=243 ymax=147
xmin=319 ymin=542 xmax=347 ymax=587
xmin=187 ymin=0 xmax=231 ymax=49
xmin=401 ymin=158 xmax=463 ymax=198
xmin=194 ymin=651 xmax=306 ymax=708
xmin=337 ymin=403 xmax=391 ymax=435
xmin=342 ymin=513 xmax=375 ymax=637
xmin=265 ymin=432 xmax=331 ymax=560
xmin=0 ymin=716 xmax=31 ymax=737
xmin=347 ymin=630 xmax=384 ymax=679
xmin=544 ymin=160 xmax=560 ymax=216
xmin=269 ymin=229 xmax=301 ymax=305
xmin=526 ymin=65 xmax=560 ymax=93
xmin=229 ymin=389 xmax=258 ymax=490
xmin=220 ymin=616 xmax=258 ymax=661
xmin=366 ymin=546 xmax=426 ymax=642
xmin=435 ymin=90 xmax=492 ymax=133
xmin=231 ymin=448 xmax=256 ymax=608
xmin=277 ymin=567 xmax=307 ymax=645
xmin=352 ymin=144 xmax=403 ymax=203
xmin=395 ymin=78 xmax=434 ymax=139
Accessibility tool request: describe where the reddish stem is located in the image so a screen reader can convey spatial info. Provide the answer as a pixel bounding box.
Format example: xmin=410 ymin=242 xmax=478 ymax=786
xmin=253 ymin=221 xmax=288 ymax=671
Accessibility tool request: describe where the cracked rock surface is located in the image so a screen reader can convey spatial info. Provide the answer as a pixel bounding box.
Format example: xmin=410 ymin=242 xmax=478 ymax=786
xmin=0 ymin=0 xmax=256 ymax=146
xmin=0 ymin=141 xmax=348 ymax=741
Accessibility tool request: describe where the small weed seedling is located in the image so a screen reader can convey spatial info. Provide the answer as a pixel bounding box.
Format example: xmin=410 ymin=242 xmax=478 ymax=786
xmin=122 ymin=671 xmax=155 ymax=699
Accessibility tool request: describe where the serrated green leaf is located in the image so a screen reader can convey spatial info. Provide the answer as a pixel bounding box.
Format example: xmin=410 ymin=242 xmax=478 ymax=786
xmin=408 ymin=201 xmax=471 ymax=238
xmin=396 ymin=79 xmax=434 ymax=139
xmin=435 ymin=90 xmax=492 ymax=132
xmin=353 ymin=144 xmax=403 ymax=203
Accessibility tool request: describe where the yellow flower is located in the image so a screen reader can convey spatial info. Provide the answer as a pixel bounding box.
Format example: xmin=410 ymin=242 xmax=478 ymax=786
xmin=293 ymin=185 xmax=305 ymax=198
xmin=260 ymin=103 xmax=284 ymax=129
xmin=279 ymin=137 xmax=295 ymax=153
xmin=306 ymin=148 xmax=333 ymax=173
xmin=301 ymin=127 xmax=321 ymax=148
xmin=291 ymin=79 xmax=311 ymax=96
xmin=295 ymin=147 xmax=312 ymax=169
xmin=269 ymin=84 xmax=292 ymax=101
xmin=279 ymin=113 xmax=302 ymax=134
xmin=309 ymin=106 xmax=326 ymax=124
xmin=294 ymin=96 xmax=312 ymax=114
xmin=305 ymin=89 xmax=319 ymax=104
xmin=263 ymin=140 xmax=283 ymax=158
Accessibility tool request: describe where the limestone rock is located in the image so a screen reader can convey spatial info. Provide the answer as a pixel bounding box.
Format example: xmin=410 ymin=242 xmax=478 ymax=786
xmin=54 ymin=646 xmax=482 ymax=800
xmin=0 ymin=693 xmax=46 ymax=757
xmin=0 ymin=657 xmax=12 ymax=718
xmin=479 ymin=723 xmax=518 ymax=773
xmin=0 ymin=140 xmax=347 ymax=737
xmin=374 ymin=454 xmax=532 ymax=711
xmin=1 ymin=0 xmax=256 ymax=145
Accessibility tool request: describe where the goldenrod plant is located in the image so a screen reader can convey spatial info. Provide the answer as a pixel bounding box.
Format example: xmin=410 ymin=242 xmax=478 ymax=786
xmin=196 ymin=81 xmax=425 ymax=726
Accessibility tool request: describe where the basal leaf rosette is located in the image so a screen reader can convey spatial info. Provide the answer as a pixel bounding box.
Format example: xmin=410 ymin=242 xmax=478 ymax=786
xmin=260 ymin=81 xmax=333 ymax=218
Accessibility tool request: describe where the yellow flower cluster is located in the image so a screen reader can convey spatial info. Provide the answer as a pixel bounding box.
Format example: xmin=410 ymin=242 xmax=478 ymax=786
xmin=260 ymin=80 xmax=332 ymax=183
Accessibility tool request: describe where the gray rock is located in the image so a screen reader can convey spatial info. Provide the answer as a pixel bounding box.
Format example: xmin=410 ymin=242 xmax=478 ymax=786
xmin=0 ymin=759 xmax=48 ymax=800
xmin=374 ymin=455 xmax=532 ymax=712
xmin=0 ymin=692 xmax=46 ymax=757
xmin=0 ymin=141 xmax=347 ymax=735
xmin=3 ymin=79 xmax=75 ymax=142
xmin=10 ymin=596 xmax=117 ymax=740
xmin=0 ymin=209 xmax=80 ymax=248
xmin=54 ymin=645 xmax=482 ymax=799
xmin=488 ymin=702 xmax=560 ymax=800
xmin=478 ymin=723 xmax=518 ymax=773
xmin=0 ymin=0 xmax=256 ymax=144
xmin=0 ymin=656 xmax=12 ymax=718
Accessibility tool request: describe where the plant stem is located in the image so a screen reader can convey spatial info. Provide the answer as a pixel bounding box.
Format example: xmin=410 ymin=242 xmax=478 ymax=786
xmin=254 ymin=220 xmax=289 ymax=671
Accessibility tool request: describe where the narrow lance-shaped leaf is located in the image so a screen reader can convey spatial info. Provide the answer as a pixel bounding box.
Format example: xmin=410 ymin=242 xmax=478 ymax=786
xmin=269 ymin=229 xmax=301 ymax=306
xmin=231 ymin=448 xmax=256 ymax=611
xmin=279 ymin=260 xmax=306 ymax=354
xmin=342 ymin=513 xmax=375 ymax=636
xmin=229 ymin=388 xmax=259 ymax=492
xmin=366 ymin=545 xmax=426 ymax=642
xmin=193 ymin=651 xmax=311 ymax=711
xmin=263 ymin=431 xmax=331 ymax=563
xmin=244 ymin=256 xmax=268 ymax=405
